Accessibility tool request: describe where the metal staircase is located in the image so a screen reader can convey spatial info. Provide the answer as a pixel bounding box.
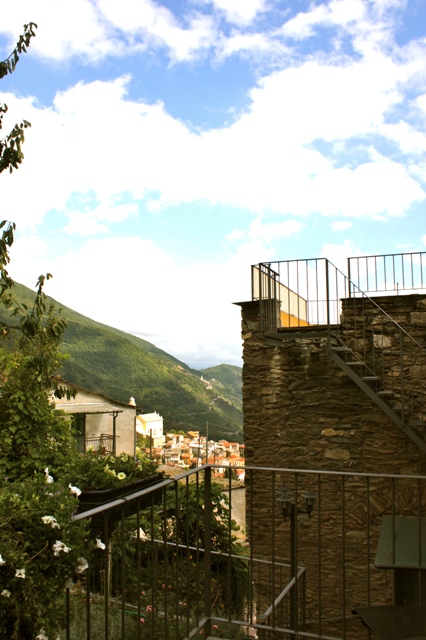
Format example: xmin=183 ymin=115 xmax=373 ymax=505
xmin=329 ymin=331 xmax=426 ymax=453
xmin=252 ymin=253 xmax=426 ymax=454
xmin=329 ymin=288 xmax=426 ymax=453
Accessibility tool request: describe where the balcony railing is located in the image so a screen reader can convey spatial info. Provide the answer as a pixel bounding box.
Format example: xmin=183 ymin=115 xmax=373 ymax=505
xmin=348 ymin=251 xmax=426 ymax=296
xmin=252 ymin=252 xmax=426 ymax=332
xmin=75 ymin=434 xmax=115 ymax=454
xmin=57 ymin=464 xmax=426 ymax=639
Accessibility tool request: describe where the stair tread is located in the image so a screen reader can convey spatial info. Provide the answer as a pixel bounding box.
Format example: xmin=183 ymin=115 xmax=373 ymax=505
xmin=332 ymin=346 xmax=351 ymax=352
xmin=362 ymin=376 xmax=379 ymax=381
xmin=377 ymin=390 xmax=393 ymax=396
xmin=408 ymin=419 xmax=425 ymax=427
xmin=347 ymin=361 xmax=365 ymax=366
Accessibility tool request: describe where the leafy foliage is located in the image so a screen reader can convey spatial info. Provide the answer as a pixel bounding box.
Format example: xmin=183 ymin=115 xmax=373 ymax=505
xmin=0 ymin=23 xmax=37 ymax=174
xmin=0 ymin=27 xmax=92 ymax=640
xmin=64 ymin=450 xmax=158 ymax=491
xmin=0 ymin=477 xmax=89 ymax=640
xmin=0 ymin=255 xmax=72 ymax=481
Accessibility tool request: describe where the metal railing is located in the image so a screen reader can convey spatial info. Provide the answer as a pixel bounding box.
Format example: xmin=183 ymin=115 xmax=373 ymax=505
xmin=57 ymin=464 xmax=426 ymax=640
xmin=252 ymin=259 xmax=350 ymax=330
xmin=75 ymin=434 xmax=115 ymax=454
xmin=348 ymin=252 xmax=426 ymax=295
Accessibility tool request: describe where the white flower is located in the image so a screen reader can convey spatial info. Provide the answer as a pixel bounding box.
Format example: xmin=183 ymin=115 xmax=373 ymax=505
xmin=1 ymin=589 xmax=11 ymax=598
xmin=95 ymin=538 xmax=106 ymax=550
xmin=35 ymin=629 xmax=49 ymax=640
xmin=117 ymin=472 xmax=126 ymax=480
xmin=52 ymin=540 xmax=71 ymax=557
xmin=44 ymin=467 xmax=54 ymax=484
xmin=68 ymin=483 xmax=81 ymax=497
xmin=0 ymin=554 xmax=5 ymax=566
xmin=76 ymin=557 xmax=88 ymax=573
xmin=15 ymin=568 xmax=25 ymax=578
xmin=41 ymin=516 xmax=60 ymax=529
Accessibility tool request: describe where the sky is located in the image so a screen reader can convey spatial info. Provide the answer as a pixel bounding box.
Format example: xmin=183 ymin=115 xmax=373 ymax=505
xmin=0 ymin=0 xmax=425 ymax=369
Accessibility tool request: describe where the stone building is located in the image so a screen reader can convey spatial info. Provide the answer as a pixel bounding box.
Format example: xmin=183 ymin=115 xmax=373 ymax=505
xmin=237 ymin=254 xmax=426 ymax=638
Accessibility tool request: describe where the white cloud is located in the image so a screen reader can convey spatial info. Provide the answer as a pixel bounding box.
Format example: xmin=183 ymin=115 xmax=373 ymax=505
xmin=0 ymin=0 xmax=217 ymax=64
xmin=200 ymin=0 xmax=268 ymax=26
xmin=235 ymin=218 xmax=305 ymax=243
xmin=217 ymin=31 xmax=286 ymax=61
xmin=2 ymin=42 xmax=425 ymax=236
xmin=0 ymin=0 xmax=118 ymax=63
xmin=331 ymin=220 xmax=352 ymax=231
xmin=281 ymin=0 xmax=366 ymax=40
xmin=379 ymin=121 xmax=426 ymax=154
xmin=99 ymin=0 xmax=217 ymax=63
xmin=0 ymin=0 xmax=419 ymax=76
xmin=65 ymin=202 xmax=139 ymax=236
xmin=321 ymin=238 xmax=362 ymax=273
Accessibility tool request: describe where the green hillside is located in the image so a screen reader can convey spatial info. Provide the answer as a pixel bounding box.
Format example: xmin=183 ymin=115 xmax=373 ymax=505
xmin=0 ymin=283 xmax=243 ymax=442
xmin=200 ymin=364 xmax=242 ymax=411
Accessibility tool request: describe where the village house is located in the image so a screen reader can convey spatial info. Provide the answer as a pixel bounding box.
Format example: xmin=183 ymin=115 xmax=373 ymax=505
xmin=54 ymin=382 xmax=137 ymax=456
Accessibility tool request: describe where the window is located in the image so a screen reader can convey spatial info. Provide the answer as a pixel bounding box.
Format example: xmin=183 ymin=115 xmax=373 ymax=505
xmin=72 ymin=413 xmax=86 ymax=453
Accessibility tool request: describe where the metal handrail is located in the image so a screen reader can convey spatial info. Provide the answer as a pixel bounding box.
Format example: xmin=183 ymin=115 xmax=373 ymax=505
xmin=62 ymin=464 xmax=426 ymax=640
xmin=257 ymin=565 xmax=306 ymax=622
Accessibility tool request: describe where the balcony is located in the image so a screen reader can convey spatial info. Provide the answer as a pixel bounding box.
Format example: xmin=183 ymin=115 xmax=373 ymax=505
xmin=59 ymin=464 xmax=426 ymax=639
xmin=75 ymin=434 xmax=115 ymax=454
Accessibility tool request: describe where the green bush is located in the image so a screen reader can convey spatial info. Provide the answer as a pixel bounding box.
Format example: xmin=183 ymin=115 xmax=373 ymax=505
xmin=0 ymin=476 xmax=89 ymax=640
xmin=64 ymin=450 xmax=158 ymax=491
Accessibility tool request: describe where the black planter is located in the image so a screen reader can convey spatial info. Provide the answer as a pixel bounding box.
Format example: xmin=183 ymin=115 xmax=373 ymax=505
xmin=78 ymin=473 xmax=164 ymax=529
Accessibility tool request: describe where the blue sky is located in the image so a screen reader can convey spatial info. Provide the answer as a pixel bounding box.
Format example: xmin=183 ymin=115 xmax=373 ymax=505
xmin=0 ymin=0 xmax=425 ymax=369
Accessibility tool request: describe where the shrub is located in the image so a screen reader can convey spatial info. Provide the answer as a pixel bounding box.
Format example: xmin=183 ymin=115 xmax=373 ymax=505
xmin=64 ymin=450 xmax=159 ymax=491
xmin=0 ymin=476 xmax=89 ymax=640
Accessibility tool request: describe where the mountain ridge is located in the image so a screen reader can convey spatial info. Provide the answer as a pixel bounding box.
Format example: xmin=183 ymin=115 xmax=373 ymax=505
xmin=0 ymin=282 xmax=243 ymax=442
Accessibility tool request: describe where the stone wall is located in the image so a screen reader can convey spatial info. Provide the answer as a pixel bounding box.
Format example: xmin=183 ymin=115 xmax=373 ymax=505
xmin=238 ymin=295 xmax=426 ymax=638
xmin=240 ymin=296 xmax=426 ymax=476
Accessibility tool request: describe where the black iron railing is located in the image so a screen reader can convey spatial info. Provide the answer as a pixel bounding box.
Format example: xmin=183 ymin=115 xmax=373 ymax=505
xmin=56 ymin=464 xmax=426 ymax=639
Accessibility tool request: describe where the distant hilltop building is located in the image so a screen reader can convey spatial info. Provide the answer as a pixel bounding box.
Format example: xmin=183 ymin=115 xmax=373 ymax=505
xmin=200 ymin=375 xmax=212 ymax=390
xmin=136 ymin=411 xmax=165 ymax=447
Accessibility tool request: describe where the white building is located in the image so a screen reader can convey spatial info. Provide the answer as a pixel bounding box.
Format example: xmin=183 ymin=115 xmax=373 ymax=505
xmin=136 ymin=412 xmax=165 ymax=447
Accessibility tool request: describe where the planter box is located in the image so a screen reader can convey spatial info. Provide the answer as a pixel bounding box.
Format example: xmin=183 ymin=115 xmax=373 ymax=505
xmin=78 ymin=473 xmax=164 ymax=529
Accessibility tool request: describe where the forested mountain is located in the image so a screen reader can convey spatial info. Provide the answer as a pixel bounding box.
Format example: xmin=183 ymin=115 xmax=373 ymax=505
xmin=0 ymin=283 xmax=243 ymax=442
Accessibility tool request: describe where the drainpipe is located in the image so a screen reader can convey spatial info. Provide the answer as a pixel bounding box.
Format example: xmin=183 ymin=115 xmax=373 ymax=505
xmin=112 ymin=412 xmax=117 ymax=455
